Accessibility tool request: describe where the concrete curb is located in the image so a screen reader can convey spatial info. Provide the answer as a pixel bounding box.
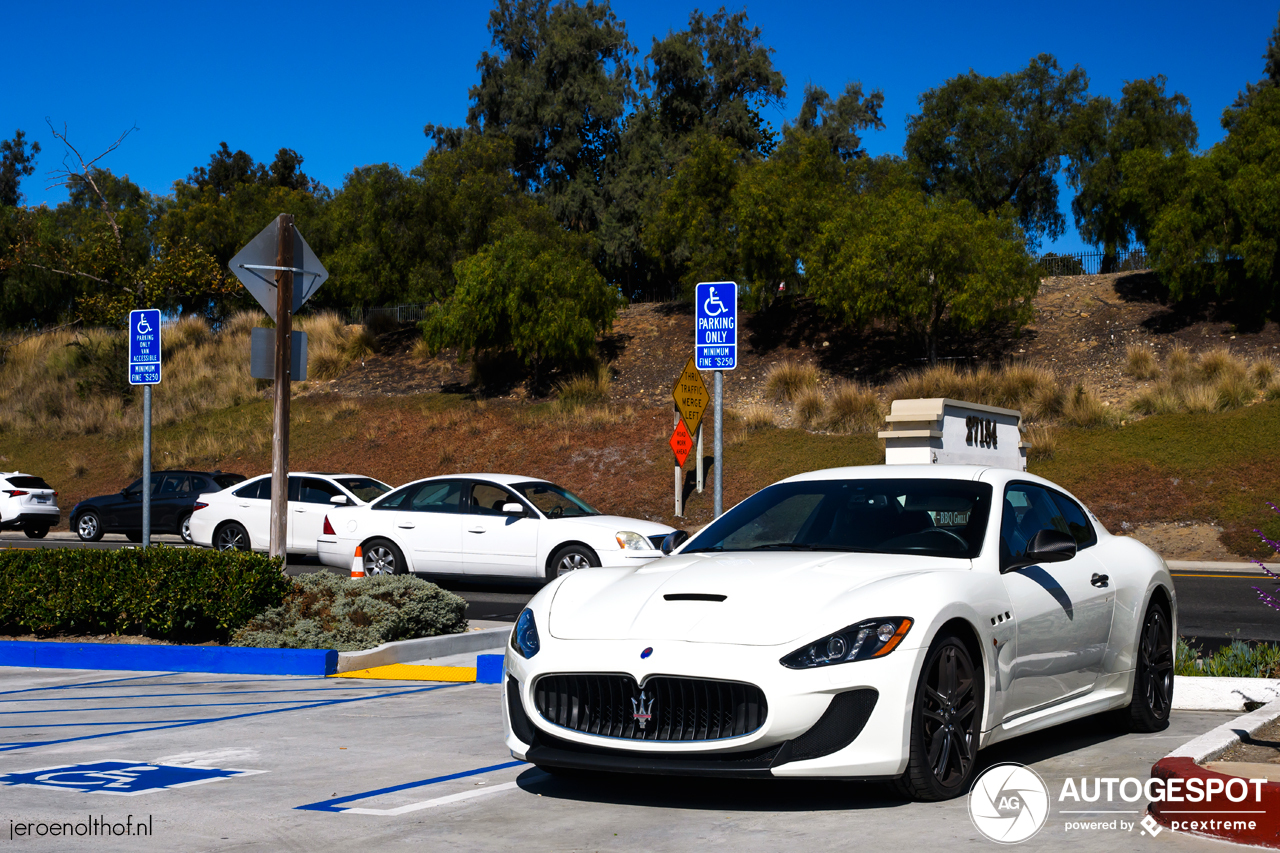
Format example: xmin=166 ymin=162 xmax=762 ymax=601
xmin=1174 ymin=676 xmax=1280 ymax=712
xmin=335 ymin=626 xmax=509 ymax=674
xmin=0 ymin=640 xmax=337 ymax=676
xmin=1167 ymin=560 xmax=1278 ymax=573
xmin=1150 ymin=697 xmax=1280 ymax=847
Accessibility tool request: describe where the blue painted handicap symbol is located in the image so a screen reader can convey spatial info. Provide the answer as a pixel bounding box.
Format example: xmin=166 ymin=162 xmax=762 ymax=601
xmin=0 ymin=760 xmax=261 ymax=796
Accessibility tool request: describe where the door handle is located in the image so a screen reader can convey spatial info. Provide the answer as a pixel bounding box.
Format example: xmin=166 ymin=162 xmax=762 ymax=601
xmin=239 ymin=503 xmax=252 ymax=508
xmin=468 ymin=526 xmax=486 ymax=534
xmin=397 ymin=523 xmax=416 ymax=529
xmin=1091 ymin=573 xmax=1110 ymax=587
xmin=294 ymin=508 xmax=306 ymax=513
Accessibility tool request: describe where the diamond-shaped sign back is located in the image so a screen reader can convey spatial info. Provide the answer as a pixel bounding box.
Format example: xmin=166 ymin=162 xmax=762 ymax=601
xmin=229 ymin=220 xmax=329 ymax=321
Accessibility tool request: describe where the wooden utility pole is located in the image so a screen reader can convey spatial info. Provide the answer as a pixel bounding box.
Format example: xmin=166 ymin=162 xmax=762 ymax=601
xmin=269 ymin=213 xmax=294 ymax=560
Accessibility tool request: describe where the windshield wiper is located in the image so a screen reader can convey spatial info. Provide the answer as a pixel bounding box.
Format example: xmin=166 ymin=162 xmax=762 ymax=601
xmin=747 ymin=543 xmax=817 ymax=551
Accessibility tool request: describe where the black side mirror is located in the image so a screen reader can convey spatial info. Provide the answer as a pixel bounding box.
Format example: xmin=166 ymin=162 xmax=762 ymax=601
xmin=1002 ymin=528 xmax=1077 ymax=573
xmin=661 ymin=530 xmax=689 ymax=555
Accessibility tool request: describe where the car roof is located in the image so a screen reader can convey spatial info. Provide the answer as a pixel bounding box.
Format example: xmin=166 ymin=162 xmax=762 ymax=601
xmin=780 ymin=464 xmax=994 ymax=483
xmin=417 ymin=473 xmax=549 ymax=486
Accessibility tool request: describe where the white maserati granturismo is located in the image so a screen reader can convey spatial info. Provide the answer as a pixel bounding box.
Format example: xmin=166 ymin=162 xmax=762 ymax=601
xmin=502 ymin=464 xmax=1176 ymax=801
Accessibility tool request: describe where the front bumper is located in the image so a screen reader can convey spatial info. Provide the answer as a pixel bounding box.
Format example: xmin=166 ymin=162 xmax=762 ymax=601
xmin=0 ymin=510 xmax=60 ymax=530
xmin=503 ymin=637 xmax=924 ymax=779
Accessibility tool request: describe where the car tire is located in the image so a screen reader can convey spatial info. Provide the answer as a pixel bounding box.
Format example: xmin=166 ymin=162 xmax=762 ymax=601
xmin=125 ymin=531 xmax=143 ymax=543
xmin=363 ymin=539 xmax=405 ymax=576
xmin=214 ymin=522 xmax=251 ymax=552
xmin=545 ymin=544 xmax=599 ymax=583
xmin=23 ymin=526 xmax=48 ymax=539
xmin=76 ymin=511 xmax=104 ymax=542
xmin=894 ymin=631 xmax=983 ymax=802
xmin=179 ymin=513 xmax=194 ymax=545
xmin=1125 ymin=599 xmax=1174 ymax=732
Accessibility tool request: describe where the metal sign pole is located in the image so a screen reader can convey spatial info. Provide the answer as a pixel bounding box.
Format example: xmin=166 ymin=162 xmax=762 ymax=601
xmin=269 ymin=214 xmax=294 ymax=562
xmin=142 ymin=385 xmax=151 ymax=546
xmin=714 ymin=371 xmax=723 ymax=518
xmin=695 ymin=425 xmax=704 ymax=493
xmin=673 ymin=411 xmax=683 ymax=517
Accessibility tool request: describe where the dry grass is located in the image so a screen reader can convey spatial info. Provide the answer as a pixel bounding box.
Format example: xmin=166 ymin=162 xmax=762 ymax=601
xmin=1166 ymin=344 xmax=1194 ymax=385
xmin=1123 ymin=344 xmax=1160 ymax=380
xmin=1250 ymin=359 xmax=1276 ymax=389
xmin=296 ymin=312 xmax=377 ymax=381
xmin=735 ymin=403 xmax=778 ymax=431
xmin=1181 ymin=383 xmax=1220 ymax=413
xmin=1129 ymin=383 xmax=1181 ymax=416
xmin=822 ymin=382 xmax=883 ymax=433
xmin=1196 ymin=346 xmax=1248 ymax=383
xmin=66 ymin=453 xmax=89 ymax=479
xmin=1216 ymin=372 xmax=1257 ymax=410
xmin=555 ymin=363 xmax=612 ymax=409
xmin=793 ymin=389 xmax=825 ymax=428
xmin=887 ymin=362 xmax=1060 ymax=422
xmin=765 ymin=360 xmax=820 ymax=403
xmin=411 ymin=338 xmax=434 ymax=362
xmin=1062 ymin=384 xmax=1117 ymax=428
xmin=1023 ymin=424 xmax=1058 ymax=462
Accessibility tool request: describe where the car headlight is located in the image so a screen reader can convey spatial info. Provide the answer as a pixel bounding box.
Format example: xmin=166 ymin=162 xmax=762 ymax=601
xmin=615 ymin=531 xmax=650 ymax=551
xmin=780 ymin=618 xmax=913 ymax=669
xmin=511 ymin=609 xmax=540 ymax=659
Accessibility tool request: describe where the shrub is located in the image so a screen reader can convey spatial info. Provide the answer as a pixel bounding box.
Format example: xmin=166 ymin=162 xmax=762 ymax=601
xmin=1176 ymin=638 xmax=1280 ymax=678
xmin=793 ymin=389 xmax=825 ymax=428
xmin=232 ymin=572 xmax=467 ymax=651
xmin=822 ymin=382 xmax=882 ymax=433
xmin=995 ymin=363 xmax=1058 ymax=409
xmin=735 ymin=403 xmax=777 ymax=430
xmin=555 ymin=363 xmax=612 ymax=409
xmin=0 ymin=547 xmax=290 ymax=642
xmin=1181 ymin=382 xmax=1220 ymax=413
xmin=765 ymin=360 xmax=820 ymax=403
xmin=1061 ymin=383 xmax=1115 ymax=427
xmin=1123 ymin=344 xmax=1160 ymax=380
xmin=1129 ymin=383 xmax=1181 ymax=416
xmin=1197 ymin=346 xmax=1247 ymax=382
xmin=1023 ymin=424 xmax=1058 ymax=461
xmin=1166 ymin=344 xmax=1193 ymax=385
xmin=1216 ymin=372 xmax=1257 ymax=410
xmin=1251 ymin=358 xmax=1277 ymax=389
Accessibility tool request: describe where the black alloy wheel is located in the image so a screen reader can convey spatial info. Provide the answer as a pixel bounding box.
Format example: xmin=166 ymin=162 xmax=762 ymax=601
xmin=1127 ymin=601 xmax=1173 ymax=732
xmin=896 ymin=633 xmax=983 ymax=801
xmin=214 ymin=522 xmax=250 ymax=552
xmin=23 ymin=526 xmax=48 ymax=539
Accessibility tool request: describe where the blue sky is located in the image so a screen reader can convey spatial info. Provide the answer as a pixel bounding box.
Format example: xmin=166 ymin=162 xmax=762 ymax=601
xmin=6 ymin=0 xmax=1278 ymax=253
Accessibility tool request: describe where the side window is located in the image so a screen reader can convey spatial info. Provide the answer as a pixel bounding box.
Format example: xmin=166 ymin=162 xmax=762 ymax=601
xmin=287 ymin=476 xmax=301 ymax=502
xmin=410 ymin=481 xmax=463 ymax=513
xmin=468 ymin=482 xmax=518 ymax=515
xmin=1001 ymin=484 xmax=1070 ymax=568
xmin=1049 ymin=491 xmax=1097 ymax=549
xmin=300 ymin=478 xmax=343 ymax=505
xmin=234 ymin=478 xmax=270 ymax=500
xmin=189 ymin=476 xmax=211 ymax=493
xmin=372 ymin=485 xmax=414 ymax=510
xmin=160 ymin=475 xmax=186 ymax=495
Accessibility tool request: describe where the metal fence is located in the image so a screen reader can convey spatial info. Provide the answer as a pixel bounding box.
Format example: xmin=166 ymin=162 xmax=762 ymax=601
xmin=1033 ymin=250 xmax=1151 ymax=277
xmin=342 ymin=303 xmax=434 ymax=325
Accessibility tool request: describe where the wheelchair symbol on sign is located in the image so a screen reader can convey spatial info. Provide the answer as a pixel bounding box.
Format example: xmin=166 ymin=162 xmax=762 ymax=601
xmin=702 ymin=287 xmax=728 ymax=317
xmin=136 ymin=316 xmax=153 ymax=335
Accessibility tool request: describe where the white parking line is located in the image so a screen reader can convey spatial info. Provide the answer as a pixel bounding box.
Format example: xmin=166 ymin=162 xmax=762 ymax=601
xmin=341 ymin=780 xmax=522 ymax=815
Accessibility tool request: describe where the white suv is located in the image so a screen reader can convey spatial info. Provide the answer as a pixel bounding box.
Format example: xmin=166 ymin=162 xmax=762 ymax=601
xmin=0 ymin=472 xmax=60 ymax=538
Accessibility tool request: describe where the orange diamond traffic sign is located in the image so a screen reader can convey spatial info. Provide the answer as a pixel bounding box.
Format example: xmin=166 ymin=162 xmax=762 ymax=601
xmin=672 ymin=356 xmax=710 ymax=436
xmin=669 ymin=419 xmax=693 ymax=468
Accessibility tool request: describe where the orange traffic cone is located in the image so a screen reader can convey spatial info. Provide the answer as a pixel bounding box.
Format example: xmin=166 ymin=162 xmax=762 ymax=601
xmin=350 ymin=545 xmax=365 ymax=580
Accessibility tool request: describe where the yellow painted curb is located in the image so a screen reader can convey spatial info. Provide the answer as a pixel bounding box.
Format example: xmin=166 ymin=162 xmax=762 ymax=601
xmin=330 ymin=664 xmax=477 ymax=682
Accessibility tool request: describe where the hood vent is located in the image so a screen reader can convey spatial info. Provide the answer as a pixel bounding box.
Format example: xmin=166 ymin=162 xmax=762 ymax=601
xmin=663 ymin=593 xmax=727 ymax=602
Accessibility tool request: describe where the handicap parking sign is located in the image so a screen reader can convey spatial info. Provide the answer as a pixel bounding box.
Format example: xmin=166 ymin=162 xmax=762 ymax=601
xmin=0 ymin=760 xmax=263 ymax=796
xmin=695 ymin=281 xmax=737 ymax=371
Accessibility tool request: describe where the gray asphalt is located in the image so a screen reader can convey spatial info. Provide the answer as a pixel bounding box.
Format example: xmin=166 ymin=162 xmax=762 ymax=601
xmin=6 ymin=534 xmax=1279 ymax=641
xmin=0 ymin=667 xmax=1242 ymax=853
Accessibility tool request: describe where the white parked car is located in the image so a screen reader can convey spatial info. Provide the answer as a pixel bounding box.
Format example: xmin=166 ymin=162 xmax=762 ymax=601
xmin=503 ymin=465 xmax=1176 ymax=801
xmin=317 ymin=474 xmax=677 ymax=582
xmin=0 ymin=472 xmax=59 ymax=538
xmin=190 ymin=472 xmax=391 ymax=555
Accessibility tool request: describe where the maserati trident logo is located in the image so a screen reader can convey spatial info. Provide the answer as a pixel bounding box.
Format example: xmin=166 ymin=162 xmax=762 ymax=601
xmin=631 ymin=690 xmax=655 ymax=729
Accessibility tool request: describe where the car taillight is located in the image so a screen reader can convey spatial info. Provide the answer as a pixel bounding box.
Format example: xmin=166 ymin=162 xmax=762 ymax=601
xmin=3 ymin=490 xmax=27 ymax=497
xmin=323 ymin=515 xmax=336 ymax=536
xmin=193 ymin=502 xmax=209 ymax=511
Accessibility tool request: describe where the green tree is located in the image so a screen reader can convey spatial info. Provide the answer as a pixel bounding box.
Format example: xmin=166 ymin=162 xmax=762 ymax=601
xmin=420 ymin=207 xmax=619 ymax=383
xmin=1229 ymin=11 xmax=1280 ymax=117
xmin=0 ymin=129 xmax=40 ymax=207
xmin=807 ymin=190 xmax=1039 ymax=363
xmin=788 ymin=82 xmax=885 ymax=161
xmin=1066 ymin=76 xmax=1197 ymax=272
xmin=905 ymin=54 xmax=1090 ymax=247
xmin=464 ymin=0 xmax=635 ymax=233
xmin=317 ymin=135 xmax=523 ymax=307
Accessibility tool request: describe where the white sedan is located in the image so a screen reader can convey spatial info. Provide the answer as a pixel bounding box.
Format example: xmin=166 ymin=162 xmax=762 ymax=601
xmin=503 ymin=464 xmax=1176 ymax=801
xmin=190 ymin=472 xmax=391 ymax=555
xmin=317 ymin=474 xmax=677 ymax=582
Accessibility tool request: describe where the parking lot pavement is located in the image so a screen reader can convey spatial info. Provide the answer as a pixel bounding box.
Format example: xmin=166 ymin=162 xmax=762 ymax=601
xmin=0 ymin=666 xmax=1248 ymax=852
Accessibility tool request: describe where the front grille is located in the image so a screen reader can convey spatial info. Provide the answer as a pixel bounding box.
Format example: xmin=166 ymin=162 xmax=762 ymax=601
xmin=533 ymin=673 xmax=767 ymax=742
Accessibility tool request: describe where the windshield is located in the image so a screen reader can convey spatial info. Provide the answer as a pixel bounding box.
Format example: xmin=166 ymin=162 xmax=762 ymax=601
xmin=336 ymin=477 xmax=392 ymax=503
xmin=511 ymin=481 xmax=600 ymax=518
xmin=683 ymin=478 xmax=992 ymax=559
